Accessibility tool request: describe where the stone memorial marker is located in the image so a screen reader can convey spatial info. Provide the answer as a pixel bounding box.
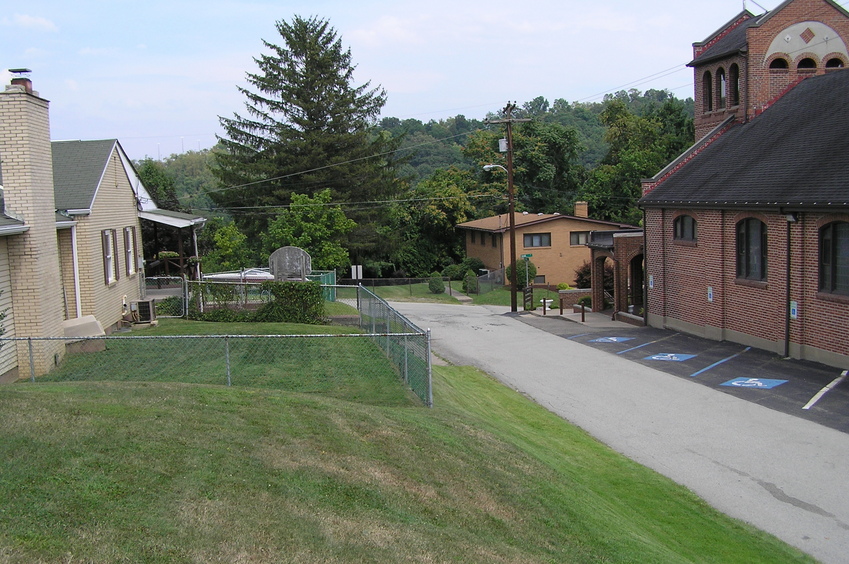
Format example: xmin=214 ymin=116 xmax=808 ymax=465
xmin=269 ymin=246 xmax=311 ymax=281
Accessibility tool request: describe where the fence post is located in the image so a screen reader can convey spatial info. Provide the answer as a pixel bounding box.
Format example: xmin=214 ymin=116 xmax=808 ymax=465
xmin=225 ymin=336 xmax=231 ymax=386
xmin=183 ymin=276 xmax=189 ymax=318
xmin=28 ymin=337 xmax=35 ymax=382
xmin=403 ymin=334 xmax=409 ymax=384
xmin=426 ymin=329 xmax=433 ymax=408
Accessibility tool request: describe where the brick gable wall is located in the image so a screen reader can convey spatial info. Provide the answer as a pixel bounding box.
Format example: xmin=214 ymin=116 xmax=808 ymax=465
xmin=693 ymin=0 xmax=849 ymax=140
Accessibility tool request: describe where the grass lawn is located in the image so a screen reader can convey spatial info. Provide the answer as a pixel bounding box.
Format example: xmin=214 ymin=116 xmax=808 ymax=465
xmin=37 ymin=319 xmax=418 ymax=407
xmin=471 ymin=285 xmax=560 ymax=308
xmin=366 ymin=281 xmax=462 ymax=303
xmin=0 ymin=331 xmax=813 ymax=562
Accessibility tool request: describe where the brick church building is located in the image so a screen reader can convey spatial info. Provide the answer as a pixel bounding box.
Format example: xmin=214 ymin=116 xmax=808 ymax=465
xmin=639 ymin=0 xmax=849 ymax=368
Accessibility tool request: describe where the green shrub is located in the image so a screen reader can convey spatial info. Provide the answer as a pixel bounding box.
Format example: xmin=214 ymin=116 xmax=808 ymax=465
xmin=574 ymin=260 xmax=613 ymax=292
xmin=557 ymin=282 xmax=572 ymax=291
xmin=428 ymin=272 xmax=445 ymax=294
xmin=506 ymin=260 xmax=537 ymax=290
xmin=195 ymin=308 xmax=253 ymax=323
xmin=155 ymin=295 xmax=184 ymax=317
xmin=462 ymin=269 xmax=479 ymax=294
xmin=253 ymin=281 xmax=327 ymax=324
xmin=461 ymin=257 xmax=485 ymax=275
xmin=442 ymin=264 xmax=464 ymax=281
xmin=577 ymin=296 xmax=591 ymax=308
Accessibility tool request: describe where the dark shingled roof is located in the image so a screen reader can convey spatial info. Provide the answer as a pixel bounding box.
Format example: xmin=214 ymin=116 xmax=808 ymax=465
xmin=690 ymin=10 xmax=758 ymax=66
xmin=52 ymin=139 xmax=118 ymax=211
xmin=640 ymin=69 xmax=849 ymax=209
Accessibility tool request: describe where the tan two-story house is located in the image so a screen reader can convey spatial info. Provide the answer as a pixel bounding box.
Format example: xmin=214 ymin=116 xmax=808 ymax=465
xmin=457 ymin=202 xmax=637 ymax=287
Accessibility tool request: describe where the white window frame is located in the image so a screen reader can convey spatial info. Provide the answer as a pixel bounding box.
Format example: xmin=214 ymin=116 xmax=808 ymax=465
xmin=102 ymin=229 xmax=119 ymax=285
xmin=124 ymin=226 xmax=137 ymax=276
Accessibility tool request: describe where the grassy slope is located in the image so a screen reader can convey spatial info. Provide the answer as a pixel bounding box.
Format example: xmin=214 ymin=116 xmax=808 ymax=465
xmin=0 ymin=365 xmax=812 ymax=563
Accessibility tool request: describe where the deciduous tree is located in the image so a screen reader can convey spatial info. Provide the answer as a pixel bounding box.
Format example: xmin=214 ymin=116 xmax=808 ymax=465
xmin=261 ymin=189 xmax=356 ymax=272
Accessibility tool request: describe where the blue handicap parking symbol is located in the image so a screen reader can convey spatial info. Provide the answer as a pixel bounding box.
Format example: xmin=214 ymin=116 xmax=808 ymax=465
xmin=721 ymin=378 xmax=788 ymax=389
xmin=589 ymin=337 xmax=634 ymax=343
xmin=644 ymin=353 xmax=697 ymax=362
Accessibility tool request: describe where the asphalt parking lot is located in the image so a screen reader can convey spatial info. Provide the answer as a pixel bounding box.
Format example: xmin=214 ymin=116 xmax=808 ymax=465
xmin=518 ymin=313 xmax=849 ymax=434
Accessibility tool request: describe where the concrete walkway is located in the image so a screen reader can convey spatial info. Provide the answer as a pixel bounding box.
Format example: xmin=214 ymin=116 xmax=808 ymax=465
xmin=392 ymin=301 xmax=849 ymax=564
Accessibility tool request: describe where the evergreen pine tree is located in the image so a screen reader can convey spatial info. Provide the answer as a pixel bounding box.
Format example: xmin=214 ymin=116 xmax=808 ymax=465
xmin=211 ymin=15 xmax=402 ymax=262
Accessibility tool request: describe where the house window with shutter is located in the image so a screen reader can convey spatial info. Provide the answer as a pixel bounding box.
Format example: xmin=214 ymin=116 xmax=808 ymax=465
xmin=124 ymin=226 xmax=137 ymax=276
xmin=102 ymin=229 xmax=119 ymax=285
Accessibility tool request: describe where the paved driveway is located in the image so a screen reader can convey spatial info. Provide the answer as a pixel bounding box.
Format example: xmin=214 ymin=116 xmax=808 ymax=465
xmin=518 ymin=313 xmax=849 ymax=434
xmin=392 ymin=302 xmax=849 ymax=564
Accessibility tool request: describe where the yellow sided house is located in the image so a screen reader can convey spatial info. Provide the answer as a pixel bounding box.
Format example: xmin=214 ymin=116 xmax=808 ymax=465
xmin=52 ymin=139 xmax=145 ymax=332
xmin=456 ymin=203 xmax=637 ymax=286
xmin=0 ymin=72 xmax=203 ymax=381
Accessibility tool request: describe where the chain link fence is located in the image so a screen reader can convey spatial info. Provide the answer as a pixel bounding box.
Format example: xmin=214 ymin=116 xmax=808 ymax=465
xmin=3 ymin=285 xmax=432 ymax=407
xmin=144 ymin=276 xmax=187 ymax=318
xmin=475 ymin=268 xmax=505 ymax=295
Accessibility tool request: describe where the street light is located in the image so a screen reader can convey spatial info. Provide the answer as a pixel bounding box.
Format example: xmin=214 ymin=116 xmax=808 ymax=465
xmin=483 ymin=163 xmax=518 ymax=312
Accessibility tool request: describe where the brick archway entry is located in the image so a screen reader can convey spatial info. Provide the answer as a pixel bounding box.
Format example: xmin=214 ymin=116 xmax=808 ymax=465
xmin=588 ymin=231 xmax=645 ymax=324
xmin=590 ymin=251 xmax=613 ymax=313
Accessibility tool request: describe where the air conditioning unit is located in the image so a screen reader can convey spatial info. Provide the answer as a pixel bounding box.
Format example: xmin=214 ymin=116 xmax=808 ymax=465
xmin=131 ymin=299 xmax=156 ymax=323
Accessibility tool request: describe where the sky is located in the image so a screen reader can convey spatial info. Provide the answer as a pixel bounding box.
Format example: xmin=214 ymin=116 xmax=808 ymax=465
xmin=0 ymin=0 xmax=805 ymax=162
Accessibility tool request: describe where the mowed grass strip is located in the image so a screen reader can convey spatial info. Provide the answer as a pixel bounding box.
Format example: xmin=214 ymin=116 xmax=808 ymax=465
xmin=0 ymin=364 xmax=813 ymax=563
xmin=37 ymin=319 xmax=418 ymax=407
xmin=368 ymin=282 xmax=462 ymax=303
xmin=471 ymin=285 xmax=561 ymax=307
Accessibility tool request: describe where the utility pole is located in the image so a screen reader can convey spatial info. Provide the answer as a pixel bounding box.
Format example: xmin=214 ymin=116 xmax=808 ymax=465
xmin=486 ymin=103 xmax=530 ymax=313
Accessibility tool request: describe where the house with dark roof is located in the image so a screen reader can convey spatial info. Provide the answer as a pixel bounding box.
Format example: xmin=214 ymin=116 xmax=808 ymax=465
xmin=0 ymin=73 xmax=205 ymax=381
xmin=456 ymin=203 xmax=637 ymax=288
xmin=52 ymin=139 xmax=150 ymax=332
xmin=52 ymin=139 xmax=206 ymax=326
xmin=640 ymin=0 xmax=849 ymax=368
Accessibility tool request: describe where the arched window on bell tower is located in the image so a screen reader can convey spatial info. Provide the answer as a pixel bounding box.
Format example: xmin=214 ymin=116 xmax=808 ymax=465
xmin=703 ymin=70 xmax=713 ymax=112
xmin=729 ymin=64 xmax=740 ymax=106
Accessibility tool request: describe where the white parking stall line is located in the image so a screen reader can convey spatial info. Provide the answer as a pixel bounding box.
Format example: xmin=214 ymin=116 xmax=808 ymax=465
xmin=802 ymin=370 xmax=848 ymax=410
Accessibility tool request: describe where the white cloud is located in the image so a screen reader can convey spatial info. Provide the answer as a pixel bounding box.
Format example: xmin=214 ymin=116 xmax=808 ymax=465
xmin=2 ymin=14 xmax=58 ymax=32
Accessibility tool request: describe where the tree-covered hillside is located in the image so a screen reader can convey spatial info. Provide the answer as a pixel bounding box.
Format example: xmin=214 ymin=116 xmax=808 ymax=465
xmin=136 ymin=14 xmax=694 ymax=278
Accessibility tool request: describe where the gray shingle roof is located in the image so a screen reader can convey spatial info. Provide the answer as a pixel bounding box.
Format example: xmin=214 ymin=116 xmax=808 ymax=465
xmin=689 ymin=10 xmax=757 ymax=66
xmin=52 ymin=139 xmax=117 ymax=211
xmin=640 ymin=69 xmax=849 ymax=209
